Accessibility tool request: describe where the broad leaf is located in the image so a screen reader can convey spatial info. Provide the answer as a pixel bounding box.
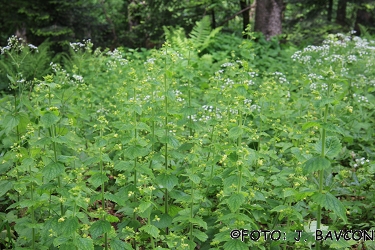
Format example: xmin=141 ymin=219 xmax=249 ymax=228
xmin=315 ymin=136 xmax=341 ymax=159
xmin=110 ymin=239 xmax=132 ymax=250
xmin=192 ymin=229 xmax=208 ymax=242
xmin=88 ymin=173 xmax=108 ymax=189
xmin=41 ymin=111 xmax=60 ymax=127
xmin=140 ymin=224 xmax=159 ymax=238
xmin=227 ymin=193 xmax=245 ymax=212
xmin=42 ymin=162 xmax=64 ymax=182
xmin=312 ymin=192 xmax=348 ymax=223
xmin=89 ymin=220 xmax=111 ymax=239
xmin=125 ymin=145 xmax=148 ymax=159
xmin=76 ymin=237 xmax=94 ymax=250
xmin=228 ymin=126 xmax=243 ymax=139
xmin=155 ymin=173 xmax=178 ymax=191
xmin=61 ymin=217 xmax=79 ymax=236
xmin=223 ymin=239 xmax=249 ymax=250
xmin=303 ymin=156 xmax=331 ymax=175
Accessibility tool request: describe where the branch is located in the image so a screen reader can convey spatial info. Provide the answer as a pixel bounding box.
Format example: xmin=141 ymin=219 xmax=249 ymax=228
xmin=218 ymin=5 xmax=252 ymax=27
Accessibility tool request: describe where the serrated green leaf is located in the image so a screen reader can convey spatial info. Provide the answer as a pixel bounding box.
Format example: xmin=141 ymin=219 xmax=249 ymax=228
xmin=315 ymin=137 xmax=341 ymax=159
xmin=114 ymin=161 xmax=132 ymax=171
xmin=228 ymin=126 xmax=243 ymax=139
xmin=189 ymin=217 xmax=207 ymax=229
xmin=136 ymin=122 xmax=150 ymax=131
xmin=138 ymin=201 xmax=153 ymax=213
xmin=140 ymin=224 xmax=159 ymax=238
xmin=2 ymin=114 xmax=19 ymax=134
xmin=312 ymin=192 xmax=348 ymax=223
xmin=188 ymin=174 xmax=201 ymax=184
xmin=303 ymin=156 xmax=331 ymax=175
xmin=270 ymin=205 xmax=289 ymax=213
xmin=41 ymin=112 xmax=60 ymax=127
xmin=61 ymin=217 xmax=79 ymax=235
xmin=291 ymin=147 xmax=308 ymax=162
xmin=302 ymin=121 xmax=321 ymax=130
xmin=223 ymin=238 xmax=248 ymax=250
xmin=89 ymin=220 xmax=111 ymax=239
xmin=0 ymin=180 xmax=13 ymax=197
xmin=322 ymin=123 xmax=345 ymax=135
xmin=88 ymin=173 xmax=108 ymax=188
xmin=152 ymin=213 xmax=172 ymax=229
xmin=192 ymin=229 xmax=208 ymax=242
xmin=42 ymin=162 xmax=64 ymax=182
xmin=76 ymin=237 xmax=94 ymax=250
xmin=125 ymin=145 xmax=148 ymax=159
xmin=105 ymin=214 xmax=119 ymax=223
xmin=110 ymin=239 xmax=133 ymax=250
xmin=156 ymin=173 xmax=178 ymax=191
xmin=227 ymin=193 xmax=245 ymax=212
xmin=160 ymin=135 xmax=180 ymax=148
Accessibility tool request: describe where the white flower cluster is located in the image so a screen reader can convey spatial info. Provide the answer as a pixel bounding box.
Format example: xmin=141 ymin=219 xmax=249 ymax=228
xmin=310 ymin=82 xmax=328 ymax=91
xmin=353 ymin=157 xmax=370 ymax=168
xmin=221 ymin=62 xmax=235 ymax=68
xmin=353 ymin=93 xmax=369 ymax=103
xmin=250 ymin=104 xmax=261 ymax=112
xmin=69 ymin=39 xmax=93 ymax=52
xmin=72 ymin=74 xmax=84 ymax=83
xmin=173 ymin=89 xmax=184 ymax=102
xmin=106 ymin=49 xmax=128 ymax=69
xmin=0 ymin=35 xmax=38 ymax=54
xmin=273 ymin=71 xmax=289 ymax=84
xmin=307 ymin=73 xmax=324 ymax=81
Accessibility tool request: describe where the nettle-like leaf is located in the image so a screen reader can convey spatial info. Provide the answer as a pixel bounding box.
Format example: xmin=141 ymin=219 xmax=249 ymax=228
xmin=155 ymin=173 xmax=178 ymax=191
xmin=311 ymin=192 xmax=348 ymax=223
xmin=315 ymin=136 xmax=341 ymax=159
xmin=223 ymin=239 xmax=249 ymax=250
xmin=75 ymin=237 xmax=94 ymax=250
xmin=228 ymin=126 xmax=243 ymax=139
xmin=42 ymin=161 xmax=65 ymax=182
xmin=89 ymin=220 xmax=111 ymax=239
xmin=140 ymin=224 xmax=159 ymax=238
xmin=303 ymin=156 xmax=331 ymax=175
xmin=88 ymin=172 xmax=108 ymax=189
xmin=125 ymin=145 xmax=148 ymax=159
xmin=227 ymin=193 xmax=246 ymax=212
xmin=41 ymin=111 xmax=60 ymax=127
xmin=110 ymin=239 xmax=133 ymax=250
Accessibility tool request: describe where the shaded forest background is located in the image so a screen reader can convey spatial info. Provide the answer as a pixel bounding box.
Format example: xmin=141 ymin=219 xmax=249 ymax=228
xmin=1 ymin=0 xmax=375 ymax=52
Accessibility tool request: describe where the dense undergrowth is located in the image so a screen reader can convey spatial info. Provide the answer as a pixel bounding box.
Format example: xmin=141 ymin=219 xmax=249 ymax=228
xmin=1 ymin=22 xmax=375 ymax=250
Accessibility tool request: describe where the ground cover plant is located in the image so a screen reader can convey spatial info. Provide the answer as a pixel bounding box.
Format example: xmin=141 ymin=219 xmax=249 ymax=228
xmin=1 ymin=27 xmax=375 ymax=250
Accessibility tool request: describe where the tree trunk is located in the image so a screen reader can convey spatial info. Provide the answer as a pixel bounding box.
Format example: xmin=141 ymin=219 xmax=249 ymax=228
xmin=254 ymin=0 xmax=283 ymax=40
xmin=240 ymin=0 xmax=250 ymax=38
xmin=211 ymin=9 xmax=216 ymax=29
xmin=327 ymin=0 xmax=333 ymax=22
xmin=336 ymin=0 xmax=347 ymax=25
xmin=354 ymin=6 xmax=375 ymax=36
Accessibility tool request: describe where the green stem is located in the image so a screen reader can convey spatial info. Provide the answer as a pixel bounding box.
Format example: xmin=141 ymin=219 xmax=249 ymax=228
xmin=164 ymin=47 xmax=169 ymax=226
xmin=99 ymin=129 xmax=108 ymax=250
xmin=316 ymin=104 xmax=328 ymax=250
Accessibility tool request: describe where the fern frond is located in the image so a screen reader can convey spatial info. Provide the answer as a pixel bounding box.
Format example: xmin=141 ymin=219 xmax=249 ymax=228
xmin=189 ymin=16 xmax=222 ymax=51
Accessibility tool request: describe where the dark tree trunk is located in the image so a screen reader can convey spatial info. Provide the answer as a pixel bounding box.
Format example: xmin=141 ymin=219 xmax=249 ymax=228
xmin=254 ymin=0 xmax=283 ymax=40
xmin=240 ymin=0 xmax=250 ymax=38
xmin=211 ymin=9 xmax=216 ymax=29
xmin=336 ymin=0 xmax=347 ymax=25
xmin=327 ymin=0 xmax=333 ymax=22
xmin=354 ymin=6 xmax=375 ymax=36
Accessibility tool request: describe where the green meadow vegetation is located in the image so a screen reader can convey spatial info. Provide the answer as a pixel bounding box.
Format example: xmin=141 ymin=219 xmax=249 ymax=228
xmin=1 ymin=19 xmax=375 ymax=250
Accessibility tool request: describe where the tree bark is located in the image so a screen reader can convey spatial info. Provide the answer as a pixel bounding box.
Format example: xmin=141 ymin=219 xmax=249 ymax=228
xmin=336 ymin=0 xmax=347 ymax=25
xmin=354 ymin=6 xmax=375 ymax=36
xmin=240 ymin=0 xmax=250 ymax=38
xmin=327 ymin=0 xmax=333 ymax=22
xmin=254 ymin=0 xmax=283 ymax=40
